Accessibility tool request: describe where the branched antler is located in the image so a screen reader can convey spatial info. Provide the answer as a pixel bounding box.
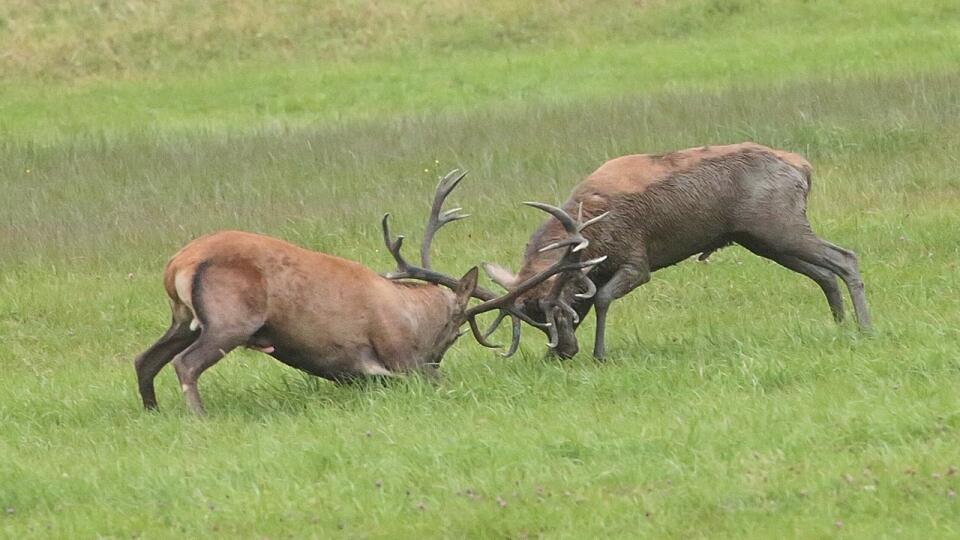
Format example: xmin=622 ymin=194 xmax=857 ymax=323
xmin=381 ymin=169 xmax=551 ymax=355
xmin=466 ymin=250 xmax=606 ymax=354
xmin=381 ymin=213 xmax=462 ymax=289
xmin=525 ymin=201 xmax=609 ymax=254
xmin=421 ymin=169 xmax=470 ymax=269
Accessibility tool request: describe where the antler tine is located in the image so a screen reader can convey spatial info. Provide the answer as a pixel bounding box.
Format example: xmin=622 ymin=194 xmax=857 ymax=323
xmin=381 ymin=213 xmax=409 ymax=274
xmin=578 ymin=211 xmax=609 ymax=232
xmin=481 ymin=310 xmax=510 ymax=340
xmin=467 ymin=316 xmax=501 ymax=349
xmin=437 ymin=168 xmax=467 ymax=197
xmin=525 ymin=202 xmax=591 ymax=253
xmin=523 ymin=201 xmax=578 ymax=234
xmin=574 ymin=272 xmax=598 ymax=299
xmin=501 ymin=315 xmax=521 ymax=357
xmin=477 ymin=307 xmax=550 ymax=349
xmin=381 ymin=212 xmax=467 ymax=290
xmin=544 ymin=306 xmax=560 ymax=348
xmin=556 ymin=298 xmax=580 ymax=325
xmin=421 ymin=169 xmax=470 ymax=269
xmin=467 ymin=311 xmax=522 ymax=358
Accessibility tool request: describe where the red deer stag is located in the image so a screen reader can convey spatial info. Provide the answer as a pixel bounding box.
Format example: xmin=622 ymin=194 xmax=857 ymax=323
xmin=133 ymin=170 xmax=604 ymax=414
xmin=482 ymin=142 xmax=872 ymax=359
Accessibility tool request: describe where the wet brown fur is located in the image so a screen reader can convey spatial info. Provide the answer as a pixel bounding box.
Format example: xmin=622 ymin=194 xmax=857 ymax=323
xmin=490 ymin=142 xmax=869 ymax=358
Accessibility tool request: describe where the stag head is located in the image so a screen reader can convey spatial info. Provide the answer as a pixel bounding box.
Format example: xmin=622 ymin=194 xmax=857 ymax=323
xmin=481 ymin=202 xmax=608 ymax=358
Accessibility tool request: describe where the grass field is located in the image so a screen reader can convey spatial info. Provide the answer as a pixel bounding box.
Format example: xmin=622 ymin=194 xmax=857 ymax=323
xmin=2 ymin=1 xmax=960 ymax=538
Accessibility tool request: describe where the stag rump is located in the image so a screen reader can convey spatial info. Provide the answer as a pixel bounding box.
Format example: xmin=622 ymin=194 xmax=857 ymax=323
xmin=133 ymin=170 xmax=604 ymax=414
xmin=483 ymin=142 xmax=872 ymax=359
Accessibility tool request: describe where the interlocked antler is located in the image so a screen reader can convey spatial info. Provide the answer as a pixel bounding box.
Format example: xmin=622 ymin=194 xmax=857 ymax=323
xmin=476 ymin=201 xmax=609 ymax=351
xmin=465 ymin=245 xmax=606 ymax=353
xmin=382 ymin=169 xmax=548 ymax=353
xmin=382 ymin=170 xmax=609 ymax=356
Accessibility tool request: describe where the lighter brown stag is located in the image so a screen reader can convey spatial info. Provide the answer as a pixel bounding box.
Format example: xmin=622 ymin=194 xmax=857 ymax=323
xmin=483 ymin=142 xmax=872 ymax=359
xmin=133 ymin=170 xmax=603 ymax=414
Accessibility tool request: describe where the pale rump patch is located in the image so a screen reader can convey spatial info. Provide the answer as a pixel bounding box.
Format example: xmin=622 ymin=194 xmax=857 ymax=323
xmin=174 ymin=269 xmax=201 ymax=329
xmin=173 ymin=270 xmax=194 ymax=310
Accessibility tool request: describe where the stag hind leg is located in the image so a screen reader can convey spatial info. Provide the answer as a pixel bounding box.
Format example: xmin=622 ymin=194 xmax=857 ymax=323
xmin=171 ymin=331 xmax=249 ymax=415
xmin=172 ymin=262 xmax=269 ymax=415
xmin=794 ymin=238 xmax=871 ymax=329
xmin=773 ymin=255 xmax=845 ymax=323
xmin=134 ymin=311 xmax=198 ymax=410
xmin=740 ymin=224 xmax=870 ymax=330
xmin=736 ymin=240 xmax=845 ymax=323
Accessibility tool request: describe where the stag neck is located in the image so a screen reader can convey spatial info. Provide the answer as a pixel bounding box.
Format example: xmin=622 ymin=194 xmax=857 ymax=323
xmin=387 ymin=279 xmax=458 ymax=327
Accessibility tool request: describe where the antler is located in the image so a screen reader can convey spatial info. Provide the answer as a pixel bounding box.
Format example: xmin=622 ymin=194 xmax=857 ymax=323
xmin=525 ymin=201 xmax=609 ymax=253
xmin=464 ymin=254 xmax=606 ymax=318
xmin=476 ymin=202 xmax=609 ymax=353
xmin=382 ymin=170 xmax=610 ymax=357
xmin=379 ymin=176 xmax=540 ymax=311
xmin=466 ymin=248 xmax=605 ymax=354
xmin=382 ymin=170 xmax=552 ymax=355
xmin=465 ymin=248 xmax=605 ymax=334
xmin=421 ymin=169 xmax=470 ymax=269
xmin=383 ymin=169 xmax=468 ymax=285
xmin=381 ymin=213 xmax=463 ymax=290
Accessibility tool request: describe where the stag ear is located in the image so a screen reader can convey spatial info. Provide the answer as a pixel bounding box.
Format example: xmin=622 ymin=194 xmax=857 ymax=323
xmin=481 ymin=262 xmax=517 ymax=291
xmin=455 ymin=267 xmax=480 ymax=307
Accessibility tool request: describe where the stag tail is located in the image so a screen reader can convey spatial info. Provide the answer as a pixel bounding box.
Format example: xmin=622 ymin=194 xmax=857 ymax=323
xmin=165 ymin=259 xmax=212 ymax=331
xmin=188 ymin=261 xmax=212 ymax=331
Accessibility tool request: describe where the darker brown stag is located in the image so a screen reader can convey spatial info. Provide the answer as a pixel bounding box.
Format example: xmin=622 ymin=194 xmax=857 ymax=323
xmin=483 ymin=142 xmax=872 ymax=359
xmin=133 ymin=170 xmax=603 ymax=414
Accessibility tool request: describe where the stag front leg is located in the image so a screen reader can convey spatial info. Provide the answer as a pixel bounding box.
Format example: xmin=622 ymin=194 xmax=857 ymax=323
xmin=593 ymin=263 xmax=650 ymax=359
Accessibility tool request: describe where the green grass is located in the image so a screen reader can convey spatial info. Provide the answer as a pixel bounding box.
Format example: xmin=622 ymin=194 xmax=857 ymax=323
xmin=2 ymin=0 xmax=960 ymax=537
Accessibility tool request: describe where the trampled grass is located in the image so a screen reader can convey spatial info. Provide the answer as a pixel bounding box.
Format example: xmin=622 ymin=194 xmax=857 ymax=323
xmin=2 ymin=1 xmax=960 ymax=538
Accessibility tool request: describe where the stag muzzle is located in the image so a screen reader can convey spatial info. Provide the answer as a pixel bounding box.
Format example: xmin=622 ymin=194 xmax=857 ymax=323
xmin=540 ymin=300 xmax=580 ymax=358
